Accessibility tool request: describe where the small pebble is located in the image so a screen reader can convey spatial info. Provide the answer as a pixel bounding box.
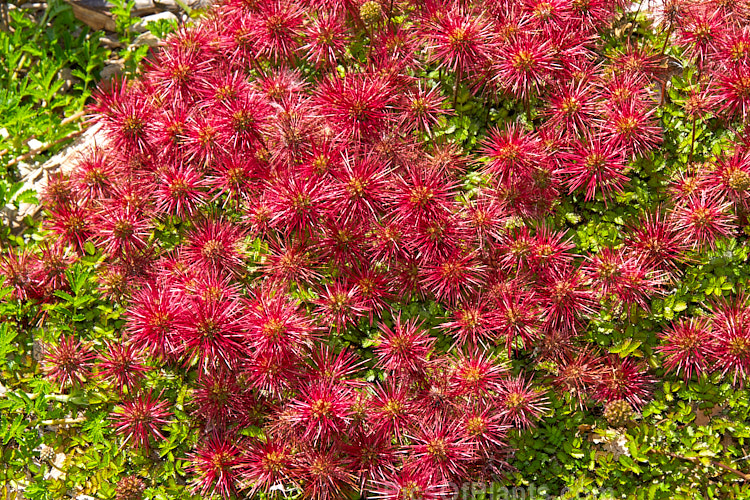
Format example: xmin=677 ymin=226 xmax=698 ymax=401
xmin=154 ymin=0 xmax=179 ymax=11
xmin=131 ymin=11 xmax=178 ymax=32
xmin=133 ymin=31 xmax=159 ymax=47
xmin=58 ymin=67 xmax=75 ymax=93
xmin=17 ymin=163 xmax=36 ymax=179
xmin=19 ymin=3 xmax=46 ymax=9
xmin=133 ymin=0 xmax=155 ymax=12
xmin=100 ymin=61 xmax=124 ymax=80
xmin=99 ymin=35 xmax=123 ymax=49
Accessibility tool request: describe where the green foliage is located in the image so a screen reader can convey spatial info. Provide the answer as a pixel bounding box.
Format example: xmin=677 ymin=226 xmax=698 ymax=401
xmin=110 ymin=0 xmax=139 ymax=41
xmin=0 ymin=177 xmax=38 ymax=243
xmin=0 ymin=250 xmax=201 ymax=499
xmin=0 ymin=0 xmax=109 ymax=174
xmin=0 ymin=5 xmax=180 ymax=497
xmin=0 ymin=0 xmax=178 ymax=180
xmin=146 ymin=17 xmax=180 ymax=38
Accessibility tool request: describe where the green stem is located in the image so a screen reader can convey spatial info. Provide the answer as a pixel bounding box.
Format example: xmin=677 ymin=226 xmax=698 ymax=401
xmin=650 ymin=449 xmax=750 ymax=481
xmin=689 ymin=72 xmax=703 ymax=162
xmin=524 ymin=96 xmax=532 ymax=124
xmin=11 ymin=53 xmax=29 ymax=81
xmin=689 ymin=116 xmax=696 ymax=162
xmin=5 ymin=391 xmax=73 ymax=403
xmin=29 ymin=416 xmax=86 ymax=427
xmin=173 ymin=0 xmax=193 ymax=16
xmin=453 ymin=65 xmax=463 ymax=109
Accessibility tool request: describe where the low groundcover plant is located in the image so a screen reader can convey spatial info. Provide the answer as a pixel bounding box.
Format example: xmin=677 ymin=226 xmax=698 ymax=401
xmin=2 ymin=0 xmax=750 ymax=498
